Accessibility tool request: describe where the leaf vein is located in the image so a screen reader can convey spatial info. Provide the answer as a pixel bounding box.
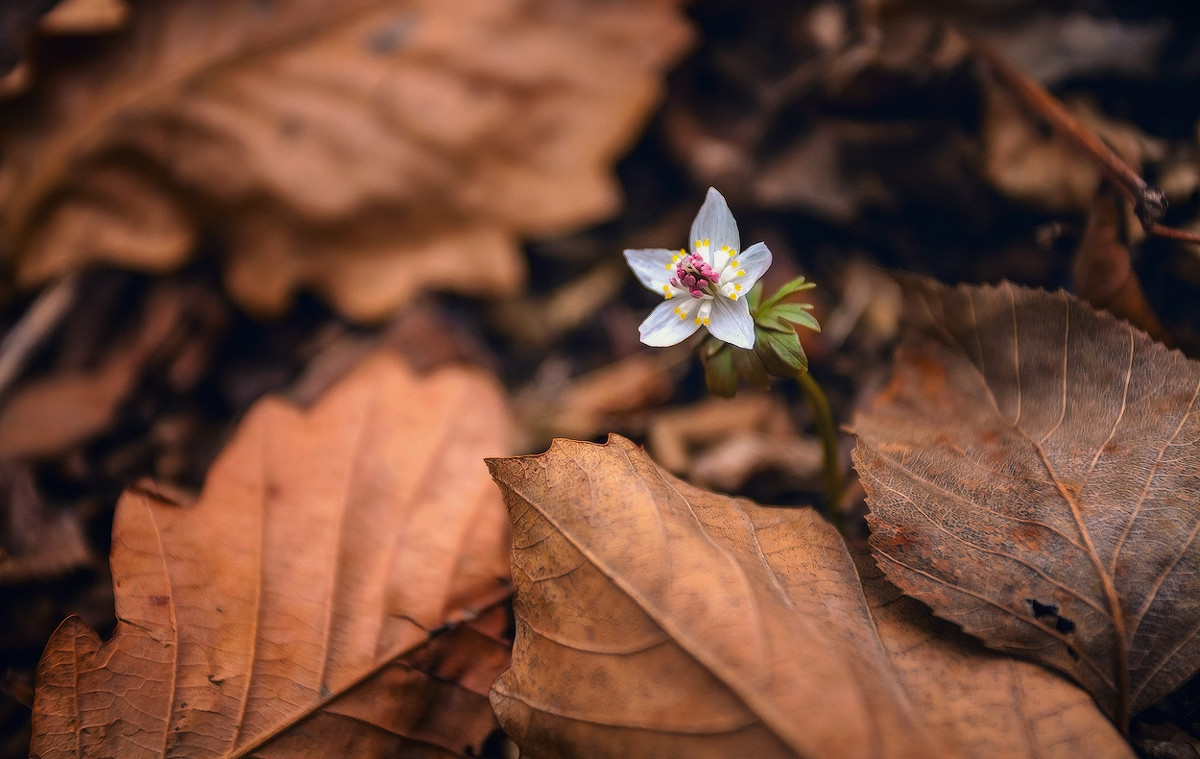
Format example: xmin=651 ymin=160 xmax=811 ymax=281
xmin=871 ymin=476 xmax=1108 ymax=618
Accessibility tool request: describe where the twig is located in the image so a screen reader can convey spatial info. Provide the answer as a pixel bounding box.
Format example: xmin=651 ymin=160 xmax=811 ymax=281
xmin=1147 ymin=223 xmax=1200 ymax=244
xmin=0 ymin=273 xmax=79 ymax=400
xmin=970 ymin=34 xmax=1197 ymax=243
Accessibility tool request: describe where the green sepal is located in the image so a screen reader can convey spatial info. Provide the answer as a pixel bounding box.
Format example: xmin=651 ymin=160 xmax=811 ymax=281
xmin=701 ymin=339 xmax=739 ymax=398
xmin=753 ymin=324 xmax=808 ymax=377
xmin=701 ymin=337 xmax=771 ymax=398
xmin=732 ymin=344 xmax=771 ymax=391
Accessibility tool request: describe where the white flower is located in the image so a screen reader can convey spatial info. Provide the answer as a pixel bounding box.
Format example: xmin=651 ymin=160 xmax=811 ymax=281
xmin=624 ymin=187 xmax=772 ymax=350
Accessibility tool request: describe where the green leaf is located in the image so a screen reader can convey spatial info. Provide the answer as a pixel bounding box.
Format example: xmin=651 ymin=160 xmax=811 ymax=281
xmin=769 ymin=303 xmax=821 ymax=333
xmin=758 ymin=276 xmax=816 ymax=312
xmin=753 ymin=313 xmax=796 ymax=334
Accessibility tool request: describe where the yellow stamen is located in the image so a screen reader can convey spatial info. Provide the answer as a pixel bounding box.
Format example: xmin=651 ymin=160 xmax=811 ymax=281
xmin=676 ymin=309 xmax=686 ymax=320
xmin=694 ymin=317 xmax=703 ymax=325
xmin=729 ymin=293 xmax=737 ymax=300
xmin=734 ymin=283 xmax=742 ymax=291
xmin=730 ymin=259 xmax=739 ymax=267
xmin=665 ymin=262 xmax=673 ymax=270
xmin=703 ymin=317 xmax=710 ymax=326
xmin=737 ymin=269 xmax=745 ymax=277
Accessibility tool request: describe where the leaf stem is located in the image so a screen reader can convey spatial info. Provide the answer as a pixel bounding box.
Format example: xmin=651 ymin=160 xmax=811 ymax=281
xmin=793 ymin=369 xmax=844 ymax=525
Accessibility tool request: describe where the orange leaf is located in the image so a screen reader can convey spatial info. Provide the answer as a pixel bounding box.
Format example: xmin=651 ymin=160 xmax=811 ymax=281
xmin=488 ymin=435 xmax=1129 ymax=758
xmin=30 ymin=352 xmax=512 ymax=757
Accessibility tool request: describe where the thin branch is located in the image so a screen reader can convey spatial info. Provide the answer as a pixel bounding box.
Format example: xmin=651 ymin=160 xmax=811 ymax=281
xmin=969 ymin=33 xmax=1197 ymax=246
xmin=0 ymin=274 xmax=78 ymax=401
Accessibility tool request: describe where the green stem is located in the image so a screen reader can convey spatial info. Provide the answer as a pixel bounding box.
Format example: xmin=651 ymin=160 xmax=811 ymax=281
xmin=794 ymin=369 xmax=844 ymax=523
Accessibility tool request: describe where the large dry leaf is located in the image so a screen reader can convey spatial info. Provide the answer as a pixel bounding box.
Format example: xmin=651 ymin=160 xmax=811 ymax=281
xmin=0 ymin=0 xmax=691 ymax=319
xmin=30 ymin=352 xmax=513 ymax=757
xmin=852 ymin=277 xmax=1200 ymax=729
xmin=487 ymin=435 xmax=1130 ymax=758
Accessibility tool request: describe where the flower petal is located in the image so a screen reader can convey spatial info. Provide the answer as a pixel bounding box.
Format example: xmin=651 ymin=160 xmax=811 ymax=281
xmin=689 ymin=188 xmax=739 ymax=258
xmin=639 ymin=299 xmax=701 ymax=347
xmin=707 ymin=295 xmax=755 ymax=349
xmin=729 ymin=241 xmax=772 ymax=289
xmin=624 ymin=248 xmax=680 ymax=293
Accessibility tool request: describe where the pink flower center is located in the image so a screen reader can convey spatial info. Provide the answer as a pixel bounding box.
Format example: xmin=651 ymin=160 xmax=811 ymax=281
xmin=671 ymin=252 xmax=719 ymax=298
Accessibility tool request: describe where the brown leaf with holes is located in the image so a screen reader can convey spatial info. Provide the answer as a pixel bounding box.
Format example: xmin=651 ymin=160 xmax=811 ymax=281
xmin=852 ymin=277 xmax=1200 ymax=730
xmin=486 ymin=435 xmax=1130 ymax=758
xmin=0 ymin=0 xmax=691 ymax=319
xmin=30 ymin=351 xmax=513 ymax=757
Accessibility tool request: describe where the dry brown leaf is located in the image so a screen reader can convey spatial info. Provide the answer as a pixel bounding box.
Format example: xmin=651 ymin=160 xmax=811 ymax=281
xmin=515 ymin=352 xmax=679 ymax=447
xmin=550 ymin=354 xmax=676 ymax=436
xmin=0 ymin=354 xmax=140 ymax=459
xmin=0 ymin=462 xmax=92 ymax=584
xmin=854 ymin=551 xmax=1129 ymax=758
xmin=974 ymin=13 xmax=1169 ymax=85
xmin=0 ymin=283 xmax=184 ymax=458
xmin=982 ymin=81 xmax=1159 ymax=215
xmin=645 ymin=394 xmax=820 ymax=490
xmin=646 ymin=393 xmax=784 ymax=472
xmin=1073 ymin=185 xmax=1167 ymax=343
xmin=30 ymin=351 xmax=513 ymax=757
xmin=38 ymin=0 xmax=128 ymax=33
xmin=490 ymin=261 xmax=626 ymax=349
xmin=852 ymin=277 xmax=1200 ymax=729
xmin=0 ymin=0 xmax=128 ymax=97
xmin=487 ymin=435 xmax=1129 ymax=758
xmin=0 ymin=0 xmax=691 ymax=319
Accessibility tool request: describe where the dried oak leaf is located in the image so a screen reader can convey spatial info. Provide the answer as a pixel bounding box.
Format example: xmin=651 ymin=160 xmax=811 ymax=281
xmin=852 ymin=277 xmax=1200 ymax=730
xmin=30 ymin=351 xmax=513 ymax=758
xmin=0 ymin=0 xmax=692 ymax=320
xmin=487 ymin=435 xmax=1129 ymax=759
